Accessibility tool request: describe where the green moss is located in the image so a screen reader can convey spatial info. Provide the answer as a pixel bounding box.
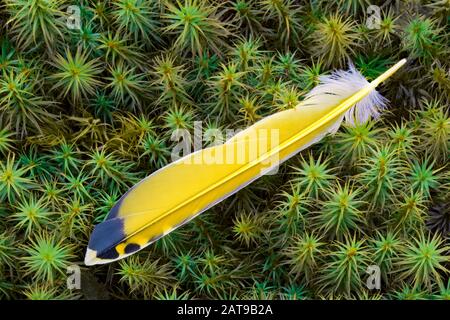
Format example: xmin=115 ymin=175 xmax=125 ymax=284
xmin=0 ymin=0 xmax=448 ymax=300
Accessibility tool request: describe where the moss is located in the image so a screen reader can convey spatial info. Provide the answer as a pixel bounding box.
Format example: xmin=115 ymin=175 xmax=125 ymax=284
xmin=0 ymin=0 xmax=449 ymax=300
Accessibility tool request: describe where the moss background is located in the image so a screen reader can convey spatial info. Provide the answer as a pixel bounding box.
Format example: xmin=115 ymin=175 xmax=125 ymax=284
xmin=0 ymin=0 xmax=449 ymax=299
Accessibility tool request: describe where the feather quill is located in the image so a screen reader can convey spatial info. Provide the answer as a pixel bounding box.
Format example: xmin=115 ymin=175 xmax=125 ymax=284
xmin=85 ymin=59 xmax=406 ymax=265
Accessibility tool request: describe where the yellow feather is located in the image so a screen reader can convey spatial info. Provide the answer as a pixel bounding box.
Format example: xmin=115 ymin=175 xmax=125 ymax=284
xmin=85 ymin=59 xmax=406 ymax=265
